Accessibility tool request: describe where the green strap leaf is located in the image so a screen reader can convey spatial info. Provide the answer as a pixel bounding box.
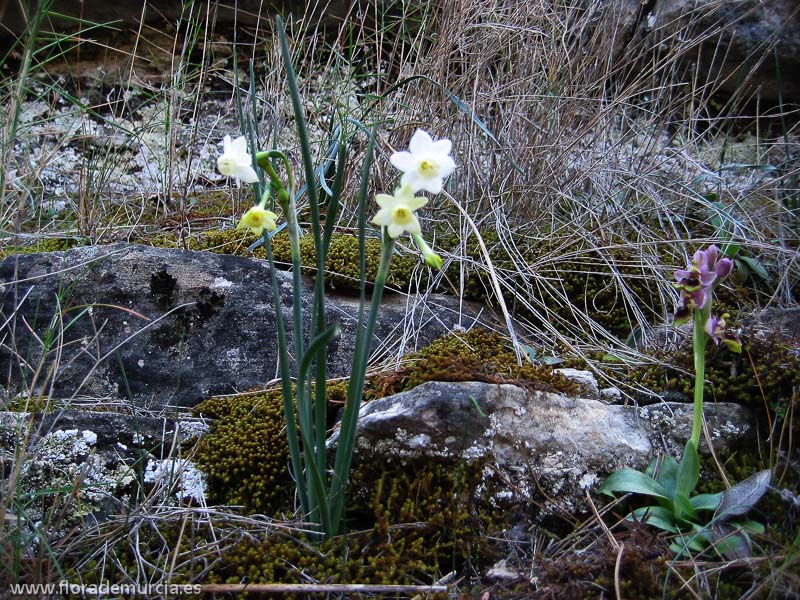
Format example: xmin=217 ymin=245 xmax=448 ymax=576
xmin=598 ymin=469 xmax=671 ymax=501
xmin=690 ymin=492 xmax=722 ymax=512
xmin=628 ymin=506 xmax=679 ymax=533
xmin=676 ymin=440 xmax=700 ymax=499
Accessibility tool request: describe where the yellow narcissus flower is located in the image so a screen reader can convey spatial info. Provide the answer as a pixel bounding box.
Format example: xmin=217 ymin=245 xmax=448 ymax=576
xmin=217 ymin=135 xmax=259 ymax=186
xmin=237 ymin=201 xmax=279 ymax=236
xmin=371 ymin=185 xmax=427 ymax=239
xmin=390 ymin=129 xmax=456 ymax=194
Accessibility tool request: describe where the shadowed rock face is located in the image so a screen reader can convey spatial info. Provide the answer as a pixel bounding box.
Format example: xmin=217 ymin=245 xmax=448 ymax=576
xmin=3 ymin=1 xmax=797 ymax=104
xmin=0 ymin=244 xmax=481 ymax=408
xmin=0 ymin=1 xmax=350 ymax=34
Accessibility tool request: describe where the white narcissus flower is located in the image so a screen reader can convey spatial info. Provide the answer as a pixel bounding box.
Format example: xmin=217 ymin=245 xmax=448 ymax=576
xmin=217 ymin=135 xmax=259 ymax=186
xmin=237 ymin=201 xmax=279 ymax=237
xmin=371 ymin=185 xmax=428 ymax=239
xmin=390 ymin=129 xmax=456 ymax=194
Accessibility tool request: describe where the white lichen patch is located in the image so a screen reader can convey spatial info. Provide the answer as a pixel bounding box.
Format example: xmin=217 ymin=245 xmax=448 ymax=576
xmin=177 ymin=418 xmax=210 ymax=441
xmin=579 ymin=472 xmax=599 ymax=489
xmin=16 ymin=427 xmax=137 ymax=543
xmin=35 ymin=428 xmax=96 ymax=463
xmin=144 ymin=458 xmax=207 ymax=502
xmin=212 ymin=276 xmax=234 ymax=289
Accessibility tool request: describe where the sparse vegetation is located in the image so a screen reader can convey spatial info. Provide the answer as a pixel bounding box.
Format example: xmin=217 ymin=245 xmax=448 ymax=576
xmin=1 ymin=0 xmax=798 ymax=597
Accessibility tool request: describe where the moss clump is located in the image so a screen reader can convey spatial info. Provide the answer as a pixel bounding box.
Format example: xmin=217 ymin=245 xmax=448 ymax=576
xmin=299 ymin=232 xmax=417 ymax=291
xmin=1 ymin=395 xmax=62 ymax=413
xmin=146 ymin=228 xmax=418 ymax=292
xmin=198 ymin=459 xmax=499 ymax=592
xmin=370 ymin=327 xmax=580 ymax=399
xmin=629 ymin=338 xmax=800 ymax=419
xmin=0 ymin=237 xmax=85 ymax=260
xmin=192 ymin=390 xmax=292 ymax=513
xmin=63 ymin=461 xmax=495 ymax=596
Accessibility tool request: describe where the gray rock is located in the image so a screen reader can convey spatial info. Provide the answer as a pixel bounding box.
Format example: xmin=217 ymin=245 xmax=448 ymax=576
xmin=554 ymin=368 xmax=599 ymax=400
xmin=332 ymin=380 xmax=753 ymax=515
xmin=741 ymin=307 xmax=800 ymax=349
xmin=600 ymin=386 xmax=623 ymax=403
xmin=568 ymin=1 xmax=800 ymax=104
xmin=0 ymin=244 xmax=483 ymax=408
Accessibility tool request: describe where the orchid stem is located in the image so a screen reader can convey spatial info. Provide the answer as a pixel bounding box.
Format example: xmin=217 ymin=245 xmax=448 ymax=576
xmin=691 ymin=306 xmax=709 ymax=449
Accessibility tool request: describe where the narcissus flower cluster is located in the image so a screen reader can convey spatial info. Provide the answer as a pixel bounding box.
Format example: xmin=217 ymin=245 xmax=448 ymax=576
xmin=371 ymin=129 xmax=455 ymax=268
xmin=217 ymin=128 xmax=454 ymax=269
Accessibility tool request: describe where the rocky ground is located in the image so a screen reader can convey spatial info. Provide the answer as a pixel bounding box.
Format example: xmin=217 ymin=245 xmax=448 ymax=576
xmin=2 ymin=3 xmax=799 ymax=598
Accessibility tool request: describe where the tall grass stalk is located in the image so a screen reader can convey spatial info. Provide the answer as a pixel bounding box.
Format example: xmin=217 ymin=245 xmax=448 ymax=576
xmin=0 ymin=0 xmax=54 ymax=229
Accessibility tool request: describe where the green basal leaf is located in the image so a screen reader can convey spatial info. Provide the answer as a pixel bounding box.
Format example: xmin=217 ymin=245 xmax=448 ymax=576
xmin=736 ymin=255 xmax=769 ymax=281
xmin=673 ymin=491 xmax=699 ymax=523
xmin=690 ymin=492 xmax=722 ymax=512
xmin=629 ymin=506 xmax=679 ymax=533
xmin=655 ymin=454 xmax=679 ymax=493
xmin=539 ymin=356 xmax=565 ymax=366
xmin=721 ymin=242 xmax=740 ymax=258
xmin=740 ymin=519 xmax=766 ymax=535
xmin=710 ymin=523 xmax=754 ymax=560
xmin=598 ymin=469 xmax=671 ymax=501
xmin=670 ymin=532 xmax=710 ymax=555
xmin=676 ymin=440 xmax=700 ymax=498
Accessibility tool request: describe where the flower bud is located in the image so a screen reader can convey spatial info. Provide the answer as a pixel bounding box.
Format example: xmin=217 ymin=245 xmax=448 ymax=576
xmin=411 ymin=233 xmax=443 ymax=270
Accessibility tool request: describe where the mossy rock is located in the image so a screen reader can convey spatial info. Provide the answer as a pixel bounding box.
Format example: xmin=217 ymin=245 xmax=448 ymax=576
xmin=628 ymin=337 xmax=800 ymax=419
xmin=0 ymin=236 xmax=85 ymax=259
xmin=146 ymin=227 xmax=419 ymax=292
xmin=116 ymin=460 xmax=501 ymax=594
xmin=369 ymin=327 xmax=581 ymax=399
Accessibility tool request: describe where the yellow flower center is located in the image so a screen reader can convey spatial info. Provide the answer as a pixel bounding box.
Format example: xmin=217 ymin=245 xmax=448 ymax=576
xmin=243 ymin=211 xmax=264 ymax=227
xmin=392 ymin=206 xmax=413 ymax=224
xmin=218 ymin=157 xmax=232 ymax=173
xmin=419 ymin=160 xmax=438 ymax=177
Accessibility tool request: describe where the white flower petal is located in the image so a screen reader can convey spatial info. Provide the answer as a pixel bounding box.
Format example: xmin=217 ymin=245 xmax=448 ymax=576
xmin=372 ymin=207 xmax=393 ymax=226
xmin=408 ymin=195 xmax=428 ymax=210
xmin=389 ymin=151 xmax=417 ymax=172
xmin=237 ymin=164 xmax=259 ymax=183
xmin=400 ymin=171 xmax=424 ymax=190
xmin=230 ymin=135 xmax=249 ymax=153
xmin=375 ymin=193 xmax=396 ymax=208
xmin=387 ymin=223 xmax=404 ymax=238
xmin=408 ymin=129 xmax=434 ymax=154
xmin=431 ymin=138 xmax=452 ymax=156
xmin=406 ymin=215 xmax=422 ymax=235
xmin=438 ymin=155 xmax=456 ymax=178
xmin=420 ymin=178 xmax=443 ymax=194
